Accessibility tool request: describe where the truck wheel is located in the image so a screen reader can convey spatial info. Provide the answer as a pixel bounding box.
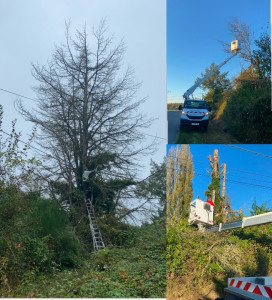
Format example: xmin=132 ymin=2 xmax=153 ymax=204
xmin=203 ymin=125 xmax=208 ymax=131
xmin=180 ymin=124 xmax=184 ymax=130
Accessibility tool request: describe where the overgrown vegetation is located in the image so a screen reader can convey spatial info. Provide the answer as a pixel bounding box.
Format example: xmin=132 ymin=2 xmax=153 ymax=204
xmin=222 ymin=80 xmax=271 ymax=143
xmin=0 ymin=189 xmax=165 ymax=297
xmin=167 ymin=217 xmax=272 ymax=300
xmin=167 ymin=103 xmax=181 ymax=111
xmin=0 ymin=147 xmax=166 ymax=297
xmin=166 ymin=146 xmax=272 ymax=299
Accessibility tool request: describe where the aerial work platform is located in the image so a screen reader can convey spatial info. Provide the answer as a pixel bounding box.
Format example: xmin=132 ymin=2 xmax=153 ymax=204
xmin=206 ymin=212 xmax=272 ymax=232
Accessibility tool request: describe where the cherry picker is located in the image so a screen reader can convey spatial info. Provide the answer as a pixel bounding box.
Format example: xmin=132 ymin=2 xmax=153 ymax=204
xmin=189 ymin=198 xmax=272 ymax=299
xmin=179 ymin=39 xmax=239 ymax=130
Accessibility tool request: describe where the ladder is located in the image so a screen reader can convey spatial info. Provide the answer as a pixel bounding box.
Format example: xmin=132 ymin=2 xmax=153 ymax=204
xmin=84 ymin=195 xmax=105 ymax=251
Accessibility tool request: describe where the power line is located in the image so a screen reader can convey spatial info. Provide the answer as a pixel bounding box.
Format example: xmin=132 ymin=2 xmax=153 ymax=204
xmin=226 ymin=144 xmax=272 ymax=159
xmin=0 ymin=88 xmax=166 ymax=141
xmin=195 ymin=165 xmax=272 ymax=184
xmin=0 ymin=129 xmax=53 ymax=158
xmin=0 ymin=87 xmax=37 ymax=102
xmin=143 ymin=133 xmax=167 ymax=141
xmin=193 ymin=171 xmax=272 ymax=191
xmin=168 ymin=148 xmax=272 ymax=179
xmin=167 ymin=164 xmax=272 ymax=191
xmin=0 ymin=128 xmax=164 ymax=185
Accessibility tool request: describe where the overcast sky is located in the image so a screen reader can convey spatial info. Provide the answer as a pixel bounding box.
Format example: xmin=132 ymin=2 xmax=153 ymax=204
xmin=0 ymin=0 xmax=166 ymax=179
xmin=167 ymin=0 xmax=270 ymax=103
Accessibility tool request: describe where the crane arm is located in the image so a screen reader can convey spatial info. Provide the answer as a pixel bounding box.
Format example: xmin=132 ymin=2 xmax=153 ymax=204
xmin=206 ymin=211 xmax=272 ymax=232
xmin=183 ymin=49 xmax=239 ymax=100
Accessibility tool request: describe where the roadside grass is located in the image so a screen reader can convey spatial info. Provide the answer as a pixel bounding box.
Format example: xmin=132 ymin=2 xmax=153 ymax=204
xmin=176 ymin=119 xmax=239 ymax=144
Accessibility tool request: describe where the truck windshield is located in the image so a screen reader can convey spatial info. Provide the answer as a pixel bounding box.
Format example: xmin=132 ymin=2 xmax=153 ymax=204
xmin=184 ymin=100 xmax=207 ymax=109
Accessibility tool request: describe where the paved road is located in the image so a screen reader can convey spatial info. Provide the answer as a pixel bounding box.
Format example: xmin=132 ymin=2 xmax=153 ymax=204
xmin=168 ymin=111 xmax=180 ymax=144
xmin=168 ymin=111 xmax=239 ymax=144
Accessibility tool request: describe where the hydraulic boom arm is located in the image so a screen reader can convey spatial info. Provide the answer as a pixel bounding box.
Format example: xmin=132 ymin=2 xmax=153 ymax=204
xmin=183 ymin=40 xmax=239 ymax=100
xmin=206 ymin=211 xmax=272 ymax=232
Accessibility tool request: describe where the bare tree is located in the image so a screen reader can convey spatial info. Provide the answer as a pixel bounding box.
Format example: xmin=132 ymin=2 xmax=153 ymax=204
xmin=16 ymin=21 xmax=154 ymax=206
xmin=220 ymin=17 xmax=255 ymax=77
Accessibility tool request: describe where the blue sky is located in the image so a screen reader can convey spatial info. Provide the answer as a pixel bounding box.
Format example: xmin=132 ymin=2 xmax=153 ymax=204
xmin=167 ymin=0 xmax=270 ymax=103
xmin=167 ymin=144 xmax=272 ymax=216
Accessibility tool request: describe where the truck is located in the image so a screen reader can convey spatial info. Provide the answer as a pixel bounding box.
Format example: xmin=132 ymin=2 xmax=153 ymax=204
xmin=179 ymin=39 xmax=239 ymax=131
xmin=188 ymin=198 xmax=272 ymax=299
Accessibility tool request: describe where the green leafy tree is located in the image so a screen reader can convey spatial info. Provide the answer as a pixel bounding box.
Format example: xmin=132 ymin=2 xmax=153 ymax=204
xmin=134 ymin=160 xmax=166 ymax=217
xmin=0 ymin=105 xmax=39 ymax=190
xmin=253 ymin=32 xmax=271 ymax=80
xmin=167 ymin=145 xmax=194 ymax=224
xmin=249 ymin=198 xmax=271 ymax=216
xmin=196 ymin=63 xmax=231 ymax=109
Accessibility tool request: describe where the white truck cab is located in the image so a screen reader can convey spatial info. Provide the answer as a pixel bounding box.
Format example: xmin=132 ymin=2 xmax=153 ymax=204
xmin=179 ymin=99 xmax=210 ymax=130
xmin=178 ymin=40 xmax=239 ymax=132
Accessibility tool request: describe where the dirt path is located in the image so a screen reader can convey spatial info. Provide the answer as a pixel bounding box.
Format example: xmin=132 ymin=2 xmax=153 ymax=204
xmin=176 ymin=119 xmax=239 ymax=144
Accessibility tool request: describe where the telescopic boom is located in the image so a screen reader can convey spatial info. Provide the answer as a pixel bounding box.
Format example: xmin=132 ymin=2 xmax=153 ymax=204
xmin=183 ymin=39 xmax=239 ymax=100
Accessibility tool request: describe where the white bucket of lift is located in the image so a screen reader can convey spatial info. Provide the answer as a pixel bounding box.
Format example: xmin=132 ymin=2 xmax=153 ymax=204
xmin=188 ymin=198 xmax=214 ymax=226
xmin=231 ymin=39 xmax=239 ymax=52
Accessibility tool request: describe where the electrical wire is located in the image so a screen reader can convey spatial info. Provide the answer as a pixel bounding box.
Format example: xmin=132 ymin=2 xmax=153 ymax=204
xmin=195 ymin=166 xmax=272 ymax=184
xmin=0 ymin=87 xmax=37 ymax=102
xmin=0 ymin=128 xmax=163 ymax=186
xmin=226 ymin=144 xmax=272 ymax=159
xmin=168 ymin=148 xmax=272 ymax=179
xmin=0 ymin=86 xmax=167 ymax=142
xmin=167 ymin=164 xmax=272 ymax=191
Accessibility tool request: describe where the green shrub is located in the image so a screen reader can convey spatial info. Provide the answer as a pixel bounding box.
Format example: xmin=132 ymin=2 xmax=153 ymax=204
xmin=222 ymin=82 xmax=272 ymax=143
xmin=0 ymin=187 xmax=83 ymax=293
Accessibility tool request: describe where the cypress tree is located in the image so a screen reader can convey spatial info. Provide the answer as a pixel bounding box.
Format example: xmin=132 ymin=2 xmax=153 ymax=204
xmin=167 ymin=145 xmax=194 ymax=224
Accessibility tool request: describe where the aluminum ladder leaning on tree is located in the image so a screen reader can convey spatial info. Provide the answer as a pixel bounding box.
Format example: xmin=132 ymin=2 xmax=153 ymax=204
xmin=83 ymin=170 xmax=105 ymax=252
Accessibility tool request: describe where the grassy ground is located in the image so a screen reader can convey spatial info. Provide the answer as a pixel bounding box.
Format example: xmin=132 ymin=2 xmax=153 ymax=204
xmin=3 ymin=221 xmax=166 ymax=298
xmin=176 ymin=119 xmax=239 ymax=144
xmin=5 ymin=245 xmax=165 ymax=298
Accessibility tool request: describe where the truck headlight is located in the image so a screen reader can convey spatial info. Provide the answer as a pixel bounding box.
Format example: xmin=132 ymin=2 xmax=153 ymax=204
xmin=182 ymin=111 xmax=187 ymax=115
xmin=205 ymin=112 xmax=209 ymax=115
